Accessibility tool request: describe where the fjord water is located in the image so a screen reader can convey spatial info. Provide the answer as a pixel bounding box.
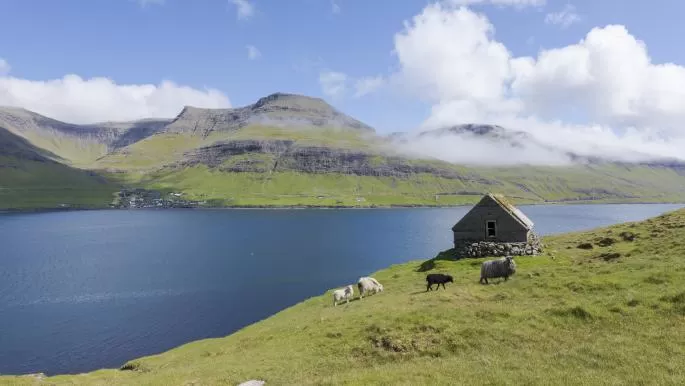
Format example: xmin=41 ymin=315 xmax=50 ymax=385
xmin=0 ymin=204 xmax=682 ymax=375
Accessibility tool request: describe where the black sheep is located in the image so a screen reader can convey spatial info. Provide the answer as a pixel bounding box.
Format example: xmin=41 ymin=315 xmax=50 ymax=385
xmin=426 ymin=273 xmax=453 ymax=291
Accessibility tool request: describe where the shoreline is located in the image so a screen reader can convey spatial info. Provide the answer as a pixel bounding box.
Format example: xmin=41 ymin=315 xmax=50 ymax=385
xmin=2 ymin=199 xmax=685 ymax=214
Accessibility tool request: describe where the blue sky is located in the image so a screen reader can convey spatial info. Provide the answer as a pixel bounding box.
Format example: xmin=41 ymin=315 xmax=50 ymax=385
xmin=2 ymin=0 xmax=685 ymax=138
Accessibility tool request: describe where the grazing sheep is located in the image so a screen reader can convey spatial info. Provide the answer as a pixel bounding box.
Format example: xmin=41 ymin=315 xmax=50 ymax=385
xmin=426 ymin=273 xmax=453 ymax=291
xmin=480 ymin=256 xmax=517 ymax=284
xmin=332 ymin=285 xmax=354 ymax=306
xmin=357 ymin=277 xmax=384 ymax=299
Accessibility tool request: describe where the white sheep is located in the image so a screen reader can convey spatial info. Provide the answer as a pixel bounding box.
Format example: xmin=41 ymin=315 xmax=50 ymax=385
xmin=332 ymin=285 xmax=354 ymax=306
xmin=357 ymin=277 xmax=383 ymax=299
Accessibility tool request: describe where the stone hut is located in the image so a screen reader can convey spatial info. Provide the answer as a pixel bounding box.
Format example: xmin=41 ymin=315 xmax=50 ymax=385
xmin=452 ymin=193 xmax=542 ymax=257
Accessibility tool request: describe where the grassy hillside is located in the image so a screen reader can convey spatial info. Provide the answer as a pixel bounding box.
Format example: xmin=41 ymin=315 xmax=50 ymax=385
xmin=91 ymin=126 xmax=685 ymax=206
xmin=0 ymin=158 xmax=116 ymax=210
xmin=125 ymin=163 xmax=685 ymax=207
xmin=11 ymin=131 xmax=108 ymax=168
xmin=0 ymin=128 xmax=116 ymax=210
xmin=3 ymin=98 xmax=685 ymax=209
xmin=94 ymin=126 xmax=379 ymax=171
xmin=6 ymin=209 xmax=684 ymax=385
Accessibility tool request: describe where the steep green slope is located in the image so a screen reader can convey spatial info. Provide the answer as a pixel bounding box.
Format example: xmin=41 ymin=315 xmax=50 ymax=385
xmin=7 ymin=209 xmax=684 ymax=384
xmin=95 ymin=125 xmax=380 ymax=171
xmin=0 ymin=128 xmax=116 ymax=210
xmin=117 ymin=152 xmax=685 ymax=207
xmin=0 ymin=106 xmax=170 ymax=168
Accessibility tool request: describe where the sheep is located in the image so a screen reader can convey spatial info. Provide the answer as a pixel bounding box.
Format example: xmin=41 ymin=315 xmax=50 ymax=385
xmin=332 ymin=285 xmax=354 ymax=306
xmin=426 ymin=273 xmax=453 ymax=291
xmin=480 ymin=256 xmax=517 ymax=284
xmin=357 ymin=277 xmax=383 ymax=299
xmin=238 ymin=381 xmax=265 ymax=386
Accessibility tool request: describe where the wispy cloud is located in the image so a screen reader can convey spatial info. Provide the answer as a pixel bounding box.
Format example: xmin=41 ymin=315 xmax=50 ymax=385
xmin=246 ymin=45 xmax=261 ymax=60
xmin=319 ymin=71 xmax=348 ymax=98
xmin=231 ymin=0 xmax=254 ymax=20
xmin=136 ymin=0 xmax=165 ymax=7
xmin=331 ymin=0 xmax=341 ymax=14
xmin=447 ymin=0 xmax=545 ymax=8
xmin=354 ymin=76 xmax=385 ymax=97
xmin=0 ymin=58 xmax=10 ymax=75
xmin=391 ymin=129 xmax=573 ymax=166
xmin=292 ymin=56 xmax=325 ymax=74
xmin=545 ymin=4 xmax=581 ymax=28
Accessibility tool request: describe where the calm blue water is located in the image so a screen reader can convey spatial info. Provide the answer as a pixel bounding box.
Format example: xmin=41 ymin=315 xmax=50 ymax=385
xmin=0 ymin=204 xmax=682 ymax=375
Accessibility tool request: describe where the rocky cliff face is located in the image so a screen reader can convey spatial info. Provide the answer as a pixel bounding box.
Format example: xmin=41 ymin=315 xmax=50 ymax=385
xmin=180 ymin=139 xmax=496 ymax=183
xmin=164 ymin=93 xmax=374 ymax=136
xmin=87 ymin=119 xmax=172 ymax=149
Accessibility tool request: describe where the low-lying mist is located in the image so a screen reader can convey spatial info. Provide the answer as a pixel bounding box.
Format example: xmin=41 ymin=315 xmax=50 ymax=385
xmin=385 ymin=117 xmax=685 ymax=166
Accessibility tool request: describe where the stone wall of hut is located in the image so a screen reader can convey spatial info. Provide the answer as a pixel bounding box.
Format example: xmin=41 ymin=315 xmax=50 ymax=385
xmin=454 ymin=232 xmax=543 ymax=258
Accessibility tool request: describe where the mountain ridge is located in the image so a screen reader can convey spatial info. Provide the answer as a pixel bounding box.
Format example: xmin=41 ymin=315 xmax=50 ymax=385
xmin=164 ymin=93 xmax=375 ymax=136
xmin=2 ymin=92 xmax=685 ymax=209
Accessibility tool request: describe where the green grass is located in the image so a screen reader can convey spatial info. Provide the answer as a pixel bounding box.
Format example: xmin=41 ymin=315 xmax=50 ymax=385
xmin=12 ymin=130 xmax=109 ymax=168
xmin=138 ymin=167 xmax=511 ymax=207
xmin=0 ymin=156 xmax=117 ymax=210
xmin=5 ymin=209 xmax=685 ymax=385
xmin=222 ymin=125 xmax=380 ymax=150
xmin=94 ymin=133 xmax=204 ymax=171
xmin=95 ymin=126 xmax=379 ymax=173
xmin=119 ymin=162 xmax=685 ymax=207
xmin=474 ymin=164 xmax=685 ymax=202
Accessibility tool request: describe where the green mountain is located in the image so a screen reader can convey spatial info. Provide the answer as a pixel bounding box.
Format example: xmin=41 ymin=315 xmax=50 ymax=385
xmin=0 ymin=127 xmax=115 ymax=210
xmin=1 ymin=93 xmax=685 ymax=209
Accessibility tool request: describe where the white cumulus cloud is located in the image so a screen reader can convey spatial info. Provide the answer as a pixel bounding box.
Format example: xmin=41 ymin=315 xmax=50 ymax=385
xmin=246 ymin=45 xmax=261 ymax=60
xmin=545 ymin=4 xmax=581 ymax=28
xmin=231 ymin=0 xmax=254 ymax=20
xmin=332 ymin=0 xmax=341 ymax=14
xmin=385 ymin=3 xmax=685 ymax=164
xmin=448 ymin=0 xmax=545 ymax=7
xmin=0 ymin=72 xmax=231 ymax=124
xmin=394 ymin=4 xmax=512 ymax=105
xmin=319 ymin=71 xmax=348 ymax=98
xmin=511 ymin=24 xmax=685 ymax=132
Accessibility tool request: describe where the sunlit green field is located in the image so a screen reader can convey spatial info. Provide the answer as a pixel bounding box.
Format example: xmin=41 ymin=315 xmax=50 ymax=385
xmin=0 ymin=156 xmax=116 ymax=210
xmin=128 ymin=163 xmax=685 ymax=207
xmin=5 ymin=209 xmax=684 ymax=385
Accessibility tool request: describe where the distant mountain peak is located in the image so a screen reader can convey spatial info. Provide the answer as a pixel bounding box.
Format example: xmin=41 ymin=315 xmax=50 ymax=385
xmin=420 ymin=124 xmax=529 ymax=139
xmin=166 ymin=92 xmax=374 ymax=135
xmin=253 ymin=92 xmax=322 ymax=106
xmin=0 ymin=106 xmax=29 ymax=113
